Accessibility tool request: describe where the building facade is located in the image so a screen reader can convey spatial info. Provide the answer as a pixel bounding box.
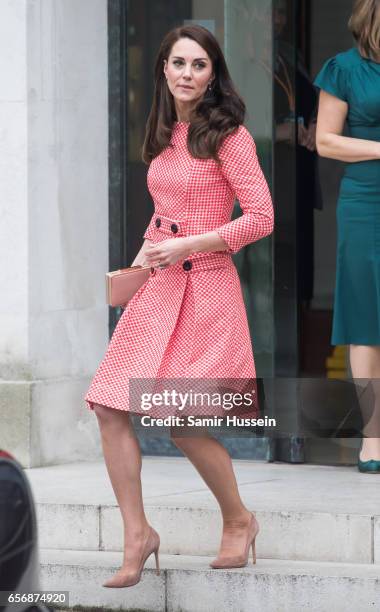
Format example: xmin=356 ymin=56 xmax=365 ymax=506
xmin=0 ymin=0 xmax=357 ymax=467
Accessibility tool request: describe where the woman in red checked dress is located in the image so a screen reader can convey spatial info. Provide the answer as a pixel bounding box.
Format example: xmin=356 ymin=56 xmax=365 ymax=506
xmin=85 ymin=25 xmax=273 ymax=587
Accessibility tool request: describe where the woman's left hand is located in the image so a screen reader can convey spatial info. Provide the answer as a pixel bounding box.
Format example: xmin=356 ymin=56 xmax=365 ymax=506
xmin=144 ymin=237 xmax=193 ymax=269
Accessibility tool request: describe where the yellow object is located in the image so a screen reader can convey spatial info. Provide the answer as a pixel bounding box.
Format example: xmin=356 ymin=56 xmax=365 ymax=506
xmin=326 ymin=356 xmax=346 ymax=368
xmin=327 ymin=370 xmax=347 ymax=379
xmin=326 ymin=345 xmax=347 ymax=378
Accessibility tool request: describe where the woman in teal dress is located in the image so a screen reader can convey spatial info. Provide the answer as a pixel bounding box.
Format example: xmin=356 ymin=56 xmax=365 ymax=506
xmin=314 ymin=0 xmax=380 ymax=472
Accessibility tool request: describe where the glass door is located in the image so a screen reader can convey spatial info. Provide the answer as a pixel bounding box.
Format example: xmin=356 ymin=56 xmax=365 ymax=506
xmin=108 ymin=0 xmax=275 ymax=459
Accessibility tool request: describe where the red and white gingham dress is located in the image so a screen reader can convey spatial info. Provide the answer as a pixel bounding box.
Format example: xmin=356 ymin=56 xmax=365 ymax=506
xmin=85 ymin=122 xmax=273 ymax=417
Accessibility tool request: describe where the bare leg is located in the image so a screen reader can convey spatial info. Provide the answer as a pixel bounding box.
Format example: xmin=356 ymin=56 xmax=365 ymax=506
xmin=171 ymin=426 xmax=256 ymax=561
xmin=349 ymin=345 xmax=380 ymax=460
xmin=93 ymin=404 xmax=151 ymax=586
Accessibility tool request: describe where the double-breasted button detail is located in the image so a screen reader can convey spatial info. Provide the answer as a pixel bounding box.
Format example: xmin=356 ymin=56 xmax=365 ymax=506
xmin=85 ymin=123 xmax=274 ymax=419
xmin=171 ymin=223 xmax=178 ymax=233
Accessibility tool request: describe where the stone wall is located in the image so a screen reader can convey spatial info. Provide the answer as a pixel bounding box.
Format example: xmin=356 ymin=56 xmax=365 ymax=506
xmin=0 ymin=0 xmax=109 ymax=466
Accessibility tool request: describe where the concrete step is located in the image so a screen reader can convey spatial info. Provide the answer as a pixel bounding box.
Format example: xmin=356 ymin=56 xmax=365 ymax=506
xmin=26 ymin=458 xmax=380 ymax=565
xmin=36 ymin=501 xmax=377 ymax=565
xmin=40 ymin=548 xmax=380 ymax=612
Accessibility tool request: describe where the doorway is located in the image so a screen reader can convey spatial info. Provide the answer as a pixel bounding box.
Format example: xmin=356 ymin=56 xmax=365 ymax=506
xmin=272 ymin=0 xmax=358 ymax=465
xmin=107 ymin=0 xmax=359 ymax=464
xmin=107 ymin=0 xmax=274 ymax=460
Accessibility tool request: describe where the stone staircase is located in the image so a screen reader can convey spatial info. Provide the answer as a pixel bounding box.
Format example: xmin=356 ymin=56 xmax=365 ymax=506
xmin=25 ymin=457 xmax=380 ymax=612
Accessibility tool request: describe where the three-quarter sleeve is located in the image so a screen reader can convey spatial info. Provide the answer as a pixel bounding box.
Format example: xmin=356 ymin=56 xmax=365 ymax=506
xmin=313 ymin=56 xmax=348 ymax=102
xmin=214 ymin=125 xmax=274 ymax=254
xmin=143 ymin=214 xmax=155 ymax=240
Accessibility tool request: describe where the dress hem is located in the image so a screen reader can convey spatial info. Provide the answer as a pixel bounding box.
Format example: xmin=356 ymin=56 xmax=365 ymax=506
xmin=331 ymin=337 xmax=380 ymax=346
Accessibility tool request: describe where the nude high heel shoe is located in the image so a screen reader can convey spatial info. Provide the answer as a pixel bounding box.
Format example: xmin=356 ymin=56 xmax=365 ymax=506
xmin=103 ymin=526 xmax=160 ymax=588
xmin=209 ymin=513 xmax=259 ymax=569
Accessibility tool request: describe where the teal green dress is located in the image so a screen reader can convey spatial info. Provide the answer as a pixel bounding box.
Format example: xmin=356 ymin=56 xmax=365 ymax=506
xmin=314 ymin=47 xmax=380 ymax=345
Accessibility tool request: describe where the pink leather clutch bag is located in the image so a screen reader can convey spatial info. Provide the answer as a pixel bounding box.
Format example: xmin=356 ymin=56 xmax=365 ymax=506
xmin=106 ymin=265 xmax=151 ymax=307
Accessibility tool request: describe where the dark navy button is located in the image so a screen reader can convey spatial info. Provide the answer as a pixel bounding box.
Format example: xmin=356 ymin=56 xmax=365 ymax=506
xmin=155 ymin=217 xmax=161 ymax=228
xmin=182 ymin=260 xmax=192 ymax=271
xmin=171 ymin=223 xmax=178 ymax=233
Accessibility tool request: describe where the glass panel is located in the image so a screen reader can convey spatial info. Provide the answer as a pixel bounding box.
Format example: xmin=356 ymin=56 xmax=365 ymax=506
xmin=110 ymin=0 xmax=275 ymax=376
xmin=108 ymin=0 xmax=275 ymax=458
xmin=272 ymin=0 xmax=303 ymax=461
xmin=108 ymin=0 xmax=128 ymax=335
xmin=273 ymin=0 xmax=297 ymax=376
xmin=224 ymin=0 xmax=274 ymax=378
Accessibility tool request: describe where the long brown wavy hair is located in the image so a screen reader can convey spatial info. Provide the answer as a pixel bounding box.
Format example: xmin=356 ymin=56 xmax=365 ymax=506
xmin=348 ymin=0 xmax=380 ymax=62
xmin=142 ymin=25 xmax=246 ymax=165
